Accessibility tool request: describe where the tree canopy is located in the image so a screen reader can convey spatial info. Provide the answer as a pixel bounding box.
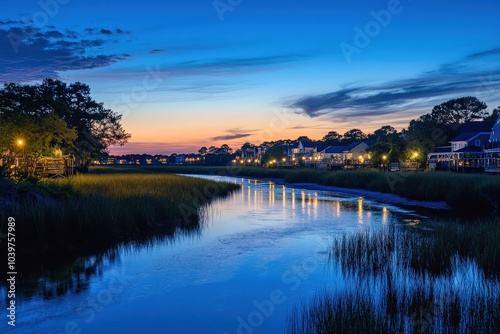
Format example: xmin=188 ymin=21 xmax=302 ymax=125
xmin=342 ymin=129 xmax=366 ymax=144
xmin=0 ymin=79 xmax=130 ymax=166
xmin=429 ymin=96 xmax=487 ymax=125
xmin=322 ymin=131 xmax=343 ymax=145
xmin=406 ymin=97 xmax=489 ymax=153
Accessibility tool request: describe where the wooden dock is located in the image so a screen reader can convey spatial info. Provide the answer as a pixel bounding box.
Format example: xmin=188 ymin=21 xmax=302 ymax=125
xmin=4 ymin=156 xmax=75 ymax=178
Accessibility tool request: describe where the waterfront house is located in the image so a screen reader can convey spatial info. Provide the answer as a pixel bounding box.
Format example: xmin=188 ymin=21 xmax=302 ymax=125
xmin=427 ymin=117 xmax=500 ymax=172
xmin=317 ymin=142 xmax=369 ymax=169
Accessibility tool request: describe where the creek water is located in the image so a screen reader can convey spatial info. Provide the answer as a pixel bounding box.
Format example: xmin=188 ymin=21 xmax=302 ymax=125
xmin=1 ymin=175 xmax=434 ymax=333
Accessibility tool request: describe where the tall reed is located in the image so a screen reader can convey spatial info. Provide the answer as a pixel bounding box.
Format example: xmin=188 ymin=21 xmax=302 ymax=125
xmin=287 ymin=221 xmax=500 ymax=333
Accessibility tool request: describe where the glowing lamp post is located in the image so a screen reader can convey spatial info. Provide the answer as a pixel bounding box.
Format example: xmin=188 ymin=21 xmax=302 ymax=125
xmin=413 ymin=152 xmax=419 ymax=169
xmin=382 ymin=155 xmax=387 ymax=172
xmin=17 ymin=139 xmax=26 ymax=174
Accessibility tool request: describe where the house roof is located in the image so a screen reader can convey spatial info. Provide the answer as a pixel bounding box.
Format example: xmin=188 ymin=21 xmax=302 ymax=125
xmin=450 ymin=132 xmax=489 ymax=142
xmin=474 ymin=134 xmax=491 ymax=145
xmin=299 ymin=140 xmax=316 ymax=148
xmin=345 ymin=141 xmax=365 ymax=151
xmin=322 ymin=146 xmax=345 ymax=154
xmin=455 ymin=146 xmax=485 ymax=153
xmin=316 ymin=144 xmax=329 ymax=152
xmin=320 ymin=142 xmax=366 ymax=154
xmin=457 ymin=120 xmax=495 ymax=133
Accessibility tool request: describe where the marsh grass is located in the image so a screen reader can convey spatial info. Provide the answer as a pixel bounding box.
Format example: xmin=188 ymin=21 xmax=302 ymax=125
xmin=0 ymin=168 xmax=240 ymax=268
xmin=287 ymin=221 xmax=500 ymax=334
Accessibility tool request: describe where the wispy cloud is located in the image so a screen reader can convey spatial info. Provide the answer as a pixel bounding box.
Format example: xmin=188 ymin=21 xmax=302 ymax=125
xmin=212 ymin=128 xmax=255 ymax=141
xmin=213 ymin=133 xmax=251 ymax=141
xmin=162 ymin=54 xmax=305 ymax=78
xmin=0 ymin=22 xmax=131 ymax=83
xmin=149 ymin=49 xmax=166 ymax=54
xmin=287 ymin=47 xmax=500 ymax=119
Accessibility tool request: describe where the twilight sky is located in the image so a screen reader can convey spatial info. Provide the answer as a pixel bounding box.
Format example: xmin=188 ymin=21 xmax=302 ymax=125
xmin=2 ymin=0 xmax=500 ymax=154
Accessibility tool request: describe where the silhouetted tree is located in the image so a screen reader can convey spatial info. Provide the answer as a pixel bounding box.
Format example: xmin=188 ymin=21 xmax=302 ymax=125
xmin=262 ymin=143 xmax=285 ymax=164
xmin=322 ymin=131 xmax=343 ymax=145
xmin=342 ymin=129 xmax=366 ymax=144
xmin=198 ymin=146 xmax=208 ymax=155
xmin=296 ymin=136 xmax=311 ymax=142
xmin=368 ymin=126 xmax=405 ymax=164
xmin=240 ymin=142 xmax=256 ymax=157
xmin=430 ymin=96 xmax=487 ymax=125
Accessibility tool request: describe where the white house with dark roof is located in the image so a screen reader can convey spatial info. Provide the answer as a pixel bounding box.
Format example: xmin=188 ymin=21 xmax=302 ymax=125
xmin=427 ymin=117 xmax=500 ymax=172
xmin=318 ymin=142 xmax=369 ymax=166
xmin=450 ymin=132 xmax=491 ymax=152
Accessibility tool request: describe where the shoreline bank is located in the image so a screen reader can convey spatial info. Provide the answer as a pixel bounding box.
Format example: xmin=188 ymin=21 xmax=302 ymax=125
xmin=264 ymin=178 xmax=450 ymax=210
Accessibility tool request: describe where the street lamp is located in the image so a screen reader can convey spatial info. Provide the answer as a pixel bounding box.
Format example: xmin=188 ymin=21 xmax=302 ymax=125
xmin=17 ymin=139 xmax=26 ymax=175
xmin=382 ymin=155 xmax=387 ymax=172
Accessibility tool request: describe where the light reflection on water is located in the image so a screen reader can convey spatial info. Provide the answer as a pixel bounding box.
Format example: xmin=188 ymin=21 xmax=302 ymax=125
xmin=2 ymin=175 xmax=432 ymax=333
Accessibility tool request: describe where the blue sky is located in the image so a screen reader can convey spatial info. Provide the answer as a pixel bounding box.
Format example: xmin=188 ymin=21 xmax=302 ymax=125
xmin=1 ymin=0 xmax=500 ymax=154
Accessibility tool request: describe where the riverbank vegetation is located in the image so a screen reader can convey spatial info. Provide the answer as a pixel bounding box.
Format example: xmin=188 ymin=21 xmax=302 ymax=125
xmin=0 ymin=167 xmax=240 ymax=268
xmin=140 ymin=165 xmax=500 ymax=215
xmin=286 ymin=220 xmax=500 ymax=334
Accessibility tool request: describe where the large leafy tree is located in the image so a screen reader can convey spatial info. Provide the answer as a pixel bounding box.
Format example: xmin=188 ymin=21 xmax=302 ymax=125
xmin=240 ymin=142 xmax=256 ymax=157
xmin=406 ymin=97 xmax=488 ymax=154
xmin=430 ymin=96 xmax=487 ymax=125
xmin=342 ymin=129 xmax=366 ymax=144
xmin=0 ymin=107 xmax=77 ymax=157
xmin=262 ymin=142 xmax=285 ymax=164
xmin=322 ymin=131 xmax=343 ymax=145
xmin=0 ymin=79 xmax=130 ymax=166
xmin=368 ymin=126 xmax=405 ymax=164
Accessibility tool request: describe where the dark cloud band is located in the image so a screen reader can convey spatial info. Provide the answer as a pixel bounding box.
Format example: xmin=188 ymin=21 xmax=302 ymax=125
xmin=287 ymin=47 xmax=500 ymax=118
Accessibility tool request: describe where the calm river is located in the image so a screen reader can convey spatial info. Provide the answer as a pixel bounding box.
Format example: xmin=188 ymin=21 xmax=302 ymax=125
xmin=1 ymin=175 xmax=427 ymax=334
